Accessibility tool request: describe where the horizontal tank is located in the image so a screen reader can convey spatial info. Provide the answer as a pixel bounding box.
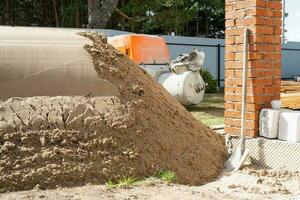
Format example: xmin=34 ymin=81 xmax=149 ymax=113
xmin=157 ymin=71 xmax=205 ymax=105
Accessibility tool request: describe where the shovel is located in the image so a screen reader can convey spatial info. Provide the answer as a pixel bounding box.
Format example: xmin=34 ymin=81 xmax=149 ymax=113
xmin=225 ymin=28 xmax=250 ymax=172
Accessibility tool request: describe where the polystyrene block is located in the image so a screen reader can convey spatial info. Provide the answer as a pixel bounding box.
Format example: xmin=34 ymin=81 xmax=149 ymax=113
xmin=278 ymin=111 xmax=300 ymax=143
xmin=259 ymin=109 xmax=283 ymax=138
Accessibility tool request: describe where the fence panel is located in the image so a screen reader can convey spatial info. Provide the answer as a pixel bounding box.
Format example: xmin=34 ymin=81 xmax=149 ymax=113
xmin=282 ymin=42 xmax=300 ymax=79
xmin=163 ymin=35 xmax=225 ymax=86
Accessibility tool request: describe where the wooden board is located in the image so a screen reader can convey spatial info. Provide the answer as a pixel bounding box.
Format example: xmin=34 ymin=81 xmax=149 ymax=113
xmin=281 ymin=81 xmax=300 ymax=109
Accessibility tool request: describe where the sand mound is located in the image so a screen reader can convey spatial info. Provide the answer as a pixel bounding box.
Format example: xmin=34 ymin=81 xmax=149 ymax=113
xmin=0 ymin=32 xmax=227 ymax=191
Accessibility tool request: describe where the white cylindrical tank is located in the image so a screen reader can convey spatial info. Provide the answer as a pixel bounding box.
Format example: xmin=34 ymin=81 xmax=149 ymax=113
xmin=157 ymin=71 xmax=205 ymax=105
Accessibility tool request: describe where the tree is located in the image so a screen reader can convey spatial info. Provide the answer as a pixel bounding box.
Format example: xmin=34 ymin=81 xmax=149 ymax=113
xmin=88 ymin=0 xmax=119 ymax=28
xmin=0 ymin=0 xmax=225 ymax=38
xmin=109 ymin=0 xmax=225 ymax=38
xmin=52 ymin=0 xmax=59 ymax=27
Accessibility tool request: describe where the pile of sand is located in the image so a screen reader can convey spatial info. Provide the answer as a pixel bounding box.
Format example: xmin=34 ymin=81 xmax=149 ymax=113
xmin=0 ymin=32 xmax=227 ymax=191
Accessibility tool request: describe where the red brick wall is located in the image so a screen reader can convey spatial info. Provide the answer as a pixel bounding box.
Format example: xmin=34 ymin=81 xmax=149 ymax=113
xmin=225 ymin=0 xmax=282 ymax=137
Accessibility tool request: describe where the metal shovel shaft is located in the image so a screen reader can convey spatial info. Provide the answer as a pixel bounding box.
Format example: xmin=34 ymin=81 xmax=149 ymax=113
xmin=240 ymin=28 xmax=250 ymax=154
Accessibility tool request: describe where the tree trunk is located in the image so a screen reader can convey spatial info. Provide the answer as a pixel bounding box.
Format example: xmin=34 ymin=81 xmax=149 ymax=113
xmin=5 ymin=0 xmax=10 ymax=25
xmin=75 ymin=0 xmax=80 ymax=28
xmin=88 ymin=0 xmax=118 ymax=28
xmin=52 ymin=0 xmax=59 ymax=27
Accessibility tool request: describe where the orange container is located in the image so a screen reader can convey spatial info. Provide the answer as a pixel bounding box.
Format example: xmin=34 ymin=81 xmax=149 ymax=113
xmin=108 ymin=34 xmax=171 ymax=64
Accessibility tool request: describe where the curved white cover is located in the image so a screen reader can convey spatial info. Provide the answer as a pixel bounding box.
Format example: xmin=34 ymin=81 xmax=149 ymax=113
xmin=0 ymin=26 xmax=119 ymax=100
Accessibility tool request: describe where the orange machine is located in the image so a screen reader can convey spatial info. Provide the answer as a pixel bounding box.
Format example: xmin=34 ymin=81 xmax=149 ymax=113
xmin=108 ymin=34 xmax=171 ymax=64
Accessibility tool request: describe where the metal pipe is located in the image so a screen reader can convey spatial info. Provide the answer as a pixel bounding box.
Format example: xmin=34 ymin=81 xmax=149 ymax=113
xmin=282 ymin=0 xmax=286 ymax=43
xmin=217 ymin=44 xmax=221 ymax=87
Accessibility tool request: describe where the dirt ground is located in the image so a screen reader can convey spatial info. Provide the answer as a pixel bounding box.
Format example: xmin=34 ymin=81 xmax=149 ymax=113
xmin=2 ymin=166 xmax=300 ymax=200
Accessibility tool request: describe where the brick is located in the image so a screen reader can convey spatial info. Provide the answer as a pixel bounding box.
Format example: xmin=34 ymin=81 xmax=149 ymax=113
xmin=224 ymin=110 xmax=259 ymax=121
xmin=243 ymin=69 xmax=265 ymax=78
xmin=264 ymin=53 xmax=281 ymax=60
xmin=224 ymin=102 xmax=235 ymax=110
xmin=274 ymin=27 xmax=282 ymax=35
xmin=225 ymin=36 xmax=235 ymax=45
xmin=247 ymin=8 xmax=273 ymax=17
xmin=249 ymin=52 xmax=265 ymax=60
xmin=225 ymin=53 xmax=235 ymax=61
xmin=225 ymin=118 xmax=259 ymax=130
xmin=250 ymin=44 xmax=274 ymax=52
xmin=225 ymin=61 xmax=243 ymax=69
xmin=257 ymin=35 xmax=276 ymax=43
xmin=247 ymin=0 xmax=266 ymax=8
xmin=236 ymin=1 xmax=246 ymax=9
xmin=264 ymin=86 xmax=274 ymax=94
xmin=235 ymin=18 xmax=256 ymax=26
xmin=226 ymin=10 xmax=246 ymax=19
xmin=249 ymin=61 xmax=273 ymax=69
xmin=253 ymin=26 xmax=274 ymax=35
xmin=225 ymin=70 xmax=235 ymax=77
xmin=233 ymin=102 xmax=262 ymax=112
xmin=225 ymin=19 xmax=236 ymax=28
xmin=225 ymin=4 xmax=234 ymax=12
xmin=252 ymin=78 xmax=273 ymax=85
xmin=273 ymin=18 xmax=282 ymax=26
xmin=267 ymin=1 xmax=282 ymax=10
xmin=273 ymin=10 xmax=282 ymax=18
xmin=225 ymin=126 xmax=259 ymax=137
xmin=225 ymin=28 xmax=245 ymax=36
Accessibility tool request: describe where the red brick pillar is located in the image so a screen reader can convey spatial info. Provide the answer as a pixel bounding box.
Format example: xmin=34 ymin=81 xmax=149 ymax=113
xmin=224 ymin=0 xmax=282 ymax=137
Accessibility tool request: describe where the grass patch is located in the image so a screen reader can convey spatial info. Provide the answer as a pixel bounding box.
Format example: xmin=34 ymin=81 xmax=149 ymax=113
xmin=0 ymin=186 xmax=7 ymax=193
xmin=187 ymin=93 xmax=224 ymax=127
xmin=155 ymin=170 xmax=176 ymax=183
xmin=106 ymin=176 xmax=137 ymax=189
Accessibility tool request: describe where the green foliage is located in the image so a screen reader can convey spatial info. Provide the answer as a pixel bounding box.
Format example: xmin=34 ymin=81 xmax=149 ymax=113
xmin=0 ymin=186 xmax=7 ymax=193
xmin=155 ymin=170 xmax=176 ymax=182
xmin=106 ymin=176 xmax=137 ymax=189
xmin=0 ymin=0 xmax=224 ymax=38
xmin=0 ymin=0 xmax=87 ymax=27
xmin=200 ymin=69 xmax=218 ymax=93
xmin=109 ymin=0 xmax=225 ymax=38
xmin=106 ymin=179 xmax=116 ymax=189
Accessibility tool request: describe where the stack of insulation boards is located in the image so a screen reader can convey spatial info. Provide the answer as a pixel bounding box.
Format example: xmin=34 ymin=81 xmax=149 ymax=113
xmin=281 ymin=81 xmax=300 ymax=109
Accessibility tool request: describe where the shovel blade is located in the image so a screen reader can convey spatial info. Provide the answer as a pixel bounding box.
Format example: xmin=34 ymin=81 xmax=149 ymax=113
xmin=225 ymin=147 xmax=249 ymax=172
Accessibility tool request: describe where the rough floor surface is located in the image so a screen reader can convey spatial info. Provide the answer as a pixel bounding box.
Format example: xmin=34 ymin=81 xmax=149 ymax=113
xmin=0 ymin=32 xmax=227 ymax=191
xmin=2 ymin=168 xmax=300 ymax=200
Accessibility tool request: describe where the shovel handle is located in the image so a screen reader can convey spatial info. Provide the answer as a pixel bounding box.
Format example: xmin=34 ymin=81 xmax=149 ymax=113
xmin=241 ymin=28 xmax=250 ymax=147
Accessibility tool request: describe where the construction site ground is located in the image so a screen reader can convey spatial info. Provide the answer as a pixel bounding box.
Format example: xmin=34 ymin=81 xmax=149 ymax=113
xmin=1 ymin=166 xmax=300 ymax=200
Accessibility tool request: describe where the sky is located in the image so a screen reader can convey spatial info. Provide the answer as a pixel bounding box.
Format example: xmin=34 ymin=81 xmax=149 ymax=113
xmin=285 ymin=0 xmax=300 ymax=42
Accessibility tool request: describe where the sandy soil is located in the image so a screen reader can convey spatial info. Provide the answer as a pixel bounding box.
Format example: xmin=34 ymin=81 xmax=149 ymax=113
xmin=1 ymin=167 xmax=299 ymax=200
xmin=0 ymin=31 xmax=227 ymax=191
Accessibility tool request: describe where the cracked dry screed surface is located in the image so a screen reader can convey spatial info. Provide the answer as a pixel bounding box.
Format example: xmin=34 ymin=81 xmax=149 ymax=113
xmin=0 ymin=32 xmax=227 ymax=191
